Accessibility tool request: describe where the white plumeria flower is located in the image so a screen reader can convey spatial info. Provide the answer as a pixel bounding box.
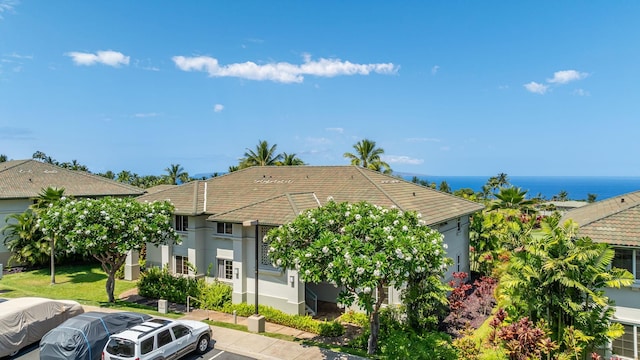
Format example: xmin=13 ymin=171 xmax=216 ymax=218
xmin=356 ymin=267 xmax=365 ymax=275
xmin=373 ymin=269 xmax=381 ymax=277
xmin=322 ymin=246 xmax=329 ymax=254
xmin=402 ymin=225 xmax=408 ymax=231
xmin=364 ymin=287 xmax=372 ymax=294
xmin=443 ymin=244 xmax=448 ymax=249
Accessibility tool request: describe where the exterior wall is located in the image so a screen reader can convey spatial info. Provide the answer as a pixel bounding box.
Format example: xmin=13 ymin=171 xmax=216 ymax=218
xmin=607 ymin=287 xmax=640 ymax=310
xmin=0 ymin=199 xmax=32 ymax=266
xmin=144 ymin=214 xmax=474 ymax=316
xmin=436 ymin=215 xmax=470 ymax=281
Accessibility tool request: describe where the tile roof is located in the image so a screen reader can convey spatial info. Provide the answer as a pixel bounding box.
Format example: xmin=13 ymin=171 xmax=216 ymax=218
xmin=0 ymin=160 xmax=145 ymax=199
xmin=561 ymin=190 xmax=640 ymax=246
xmin=138 ymin=165 xmax=484 ymax=226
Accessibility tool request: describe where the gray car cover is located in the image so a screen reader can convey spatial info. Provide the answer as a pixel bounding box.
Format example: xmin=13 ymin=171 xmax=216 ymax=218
xmin=39 ymin=311 xmax=151 ymax=360
xmin=0 ymin=297 xmax=84 ymax=358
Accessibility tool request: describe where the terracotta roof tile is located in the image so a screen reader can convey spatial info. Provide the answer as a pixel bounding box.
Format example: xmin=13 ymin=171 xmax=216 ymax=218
xmin=0 ymin=160 xmax=144 ymax=199
xmin=561 ymin=190 xmax=640 ymax=246
xmin=139 ymin=166 xmax=484 ymax=225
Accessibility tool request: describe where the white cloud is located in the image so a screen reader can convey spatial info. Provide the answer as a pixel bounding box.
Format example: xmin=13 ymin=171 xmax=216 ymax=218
xmin=66 ymin=50 xmax=130 ymax=67
xmin=0 ymin=0 xmax=17 ymax=19
xmin=547 ymin=70 xmax=588 ymax=84
xmin=406 ymin=137 xmax=440 ymax=143
xmin=573 ymin=88 xmax=590 ymax=96
xmin=431 ymin=65 xmax=439 ymax=75
xmin=172 ymin=54 xmax=398 ymax=83
xmin=305 ymin=137 xmax=331 ymax=145
xmin=524 ymin=81 xmax=548 ymax=94
xmin=325 ymin=127 xmax=344 ymax=134
xmin=214 ymin=104 xmax=224 ymax=113
xmin=133 ymin=113 xmax=159 ymax=118
xmin=382 ymin=155 xmax=424 ymax=165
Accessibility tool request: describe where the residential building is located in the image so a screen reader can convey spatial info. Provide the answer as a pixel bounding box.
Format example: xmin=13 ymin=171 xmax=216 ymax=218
xmin=0 ymin=160 xmax=145 ymax=266
xmin=137 ymin=166 xmax=484 ymax=316
xmin=561 ymin=191 xmax=640 ymax=359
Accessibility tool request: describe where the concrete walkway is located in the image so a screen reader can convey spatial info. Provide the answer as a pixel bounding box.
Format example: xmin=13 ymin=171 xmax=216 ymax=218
xmin=183 ymin=309 xmax=366 ymax=360
xmin=111 ymin=289 xmax=366 ymax=360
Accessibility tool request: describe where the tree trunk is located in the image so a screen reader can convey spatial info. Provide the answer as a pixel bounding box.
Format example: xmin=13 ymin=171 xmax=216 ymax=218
xmin=50 ymin=238 xmax=55 ymax=285
xmin=367 ymin=310 xmax=380 ymax=355
xmin=105 ymin=272 xmax=116 ymax=302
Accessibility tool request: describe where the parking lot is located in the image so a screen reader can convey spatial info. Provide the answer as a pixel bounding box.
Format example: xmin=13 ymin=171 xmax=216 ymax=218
xmin=11 ymin=342 xmax=256 ymax=360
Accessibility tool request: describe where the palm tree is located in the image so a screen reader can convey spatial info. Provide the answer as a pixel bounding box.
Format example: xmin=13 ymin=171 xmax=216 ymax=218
xmin=228 ymin=165 xmax=239 ymax=173
xmin=438 ymin=181 xmax=451 ymax=193
xmin=1 ymin=211 xmax=49 ymax=266
xmin=240 ymin=140 xmax=283 ymax=168
xmin=165 ymin=164 xmax=186 ymax=185
xmin=116 ymin=170 xmax=133 ymax=184
xmin=343 ymin=139 xmax=392 ymax=173
xmin=0 ymin=154 xmax=7 ymax=162
xmin=277 ymin=152 xmax=306 ymax=166
xmin=489 ymin=186 xmax=536 ymax=212
xmin=33 ymin=187 xmax=65 ymax=284
xmin=553 ymin=190 xmax=569 ymax=201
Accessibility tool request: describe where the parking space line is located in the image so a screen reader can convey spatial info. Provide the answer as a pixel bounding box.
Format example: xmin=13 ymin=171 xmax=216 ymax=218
xmin=209 ymin=351 xmax=226 ymax=359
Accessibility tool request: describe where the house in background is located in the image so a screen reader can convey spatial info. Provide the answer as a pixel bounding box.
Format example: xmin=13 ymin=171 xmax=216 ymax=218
xmin=137 ymin=166 xmax=484 ymax=316
xmin=0 ymin=160 xmax=145 ymax=266
xmin=561 ymin=191 xmax=640 ymax=360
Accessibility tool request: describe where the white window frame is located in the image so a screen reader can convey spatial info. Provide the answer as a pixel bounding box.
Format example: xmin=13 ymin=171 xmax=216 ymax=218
xmin=175 ymin=255 xmax=189 ymax=275
xmin=217 ymin=222 xmax=233 ymax=235
xmin=612 ymin=247 xmax=640 ymax=282
xmin=375 ymin=285 xmax=390 ymax=305
xmin=217 ymin=258 xmax=233 ymax=281
xmin=175 ymin=215 xmax=188 ymax=232
xmin=612 ymin=322 xmax=639 ymax=359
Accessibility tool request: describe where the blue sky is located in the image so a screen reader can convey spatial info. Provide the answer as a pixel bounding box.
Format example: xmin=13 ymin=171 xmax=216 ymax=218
xmin=1 ymin=1 xmax=639 ymax=177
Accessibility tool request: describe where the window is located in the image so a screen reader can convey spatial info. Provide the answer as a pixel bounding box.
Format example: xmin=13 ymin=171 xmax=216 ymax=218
xmin=217 ymin=222 xmax=233 ymax=234
xmin=217 ymin=259 xmax=233 ymax=280
xmin=175 ymin=256 xmax=189 ymax=275
xmin=140 ymin=337 xmax=154 ymax=355
xmin=172 ymin=325 xmax=190 ymax=339
xmin=612 ymin=323 xmax=639 ymax=359
xmin=376 ymin=286 xmax=390 ymax=305
xmin=258 ymin=225 xmax=276 ymax=268
xmin=612 ymin=248 xmax=640 ymax=281
xmin=156 ymin=329 xmax=173 ymax=348
xmin=175 ymin=215 xmax=188 ymax=232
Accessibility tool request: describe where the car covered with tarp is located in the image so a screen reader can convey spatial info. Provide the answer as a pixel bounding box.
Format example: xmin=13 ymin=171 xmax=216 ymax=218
xmin=0 ymin=297 xmax=84 ymax=358
xmin=39 ymin=311 xmax=152 ymax=360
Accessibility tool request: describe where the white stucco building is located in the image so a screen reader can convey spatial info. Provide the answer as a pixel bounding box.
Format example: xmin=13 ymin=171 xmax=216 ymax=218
xmin=562 ymin=191 xmax=640 ymax=359
xmin=138 ymin=166 xmax=484 ymax=316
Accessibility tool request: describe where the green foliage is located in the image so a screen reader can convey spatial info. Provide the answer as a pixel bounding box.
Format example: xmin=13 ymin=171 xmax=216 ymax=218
xmin=343 ymin=138 xmax=392 ymax=173
xmin=239 ymin=140 xmax=283 ymax=168
xmin=2 ymin=210 xmax=50 ymax=266
xmin=198 ymin=280 xmax=232 ymax=310
xmin=379 ymin=330 xmax=458 ymax=360
xmin=137 ymin=266 xmax=200 ymax=303
xmin=39 ymin=196 xmax=179 ymax=301
xmin=339 ymin=310 xmax=369 ymax=327
xmin=266 ymin=199 xmax=450 ymax=354
xmin=498 ymin=217 xmax=634 ymax=356
xmin=219 ymin=303 xmax=343 ymax=335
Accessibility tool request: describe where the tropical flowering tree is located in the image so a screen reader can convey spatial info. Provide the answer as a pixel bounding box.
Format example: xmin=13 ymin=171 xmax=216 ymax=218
xmin=264 ymin=199 xmax=451 ymax=355
xmin=38 ymin=196 xmax=179 ymax=302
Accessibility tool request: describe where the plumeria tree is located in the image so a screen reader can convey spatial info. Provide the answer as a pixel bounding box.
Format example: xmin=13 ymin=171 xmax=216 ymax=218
xmin=38 ymin=197 xmax=179 ymax=302
xmin=265 ymin=199 xmax=451 ymax=355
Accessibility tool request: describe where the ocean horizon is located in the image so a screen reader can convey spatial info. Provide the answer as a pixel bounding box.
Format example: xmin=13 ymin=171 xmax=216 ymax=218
xmin=402 ymin=175 xmax=640 ymax=201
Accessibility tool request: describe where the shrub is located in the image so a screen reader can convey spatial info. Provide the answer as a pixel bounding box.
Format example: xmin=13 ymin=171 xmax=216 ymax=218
xmin=198 ymin=280 xmax=232 ymax=310
xmin=379 ymin=329 xmax=458 ymax=360
xmin=339 ymin=310 xmax=368 ymax=327
xmin=219 ymin=303 xmax=344 ymax=335
xmin=318 ymin=320 xmax=345 ymax=337
xmin=137 ymin=266 xmax=200 ymax=303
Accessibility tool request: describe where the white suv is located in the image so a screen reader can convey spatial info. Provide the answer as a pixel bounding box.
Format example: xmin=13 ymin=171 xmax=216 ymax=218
xmin=102 ymin=318 xmax=211 ymax=360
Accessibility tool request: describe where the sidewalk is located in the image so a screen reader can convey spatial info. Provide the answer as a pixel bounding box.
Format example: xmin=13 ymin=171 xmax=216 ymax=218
xmin=113 ymin=289 xmax=366 ymax=360
xmin=183 ymin=309 xmax=366 ymax=360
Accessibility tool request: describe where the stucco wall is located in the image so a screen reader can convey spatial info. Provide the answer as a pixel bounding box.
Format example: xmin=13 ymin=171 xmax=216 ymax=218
xmin=607 ymin=287 xmax=640 ymax=310
xmin=0 ymin=199 xmax=32 ymax=266
xmin=436 ymin=215 xmax=470 ymax=281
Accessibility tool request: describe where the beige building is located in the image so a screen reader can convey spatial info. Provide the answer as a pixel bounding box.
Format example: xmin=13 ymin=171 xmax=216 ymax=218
xmin=562 ymin=191 xmax=640 ymax=359
xmin=138 ymin=166 xmax=484 ymax=316
xmin=0 ymin=160 xmax=144 ymax=266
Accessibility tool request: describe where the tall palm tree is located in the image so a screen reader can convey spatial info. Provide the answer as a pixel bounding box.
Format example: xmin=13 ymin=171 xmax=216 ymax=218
xmin=240 ymin=140 xmax=283 ymax=168
xmin=116 ymin=170 xmax=133 ymax=184
xmin=165 ymin=164 xmax=186 ymax=185
xmin=277 ymin=152 xmax=306 ymax=166
xmin=343 ymin=139 xmax=392 ymax=173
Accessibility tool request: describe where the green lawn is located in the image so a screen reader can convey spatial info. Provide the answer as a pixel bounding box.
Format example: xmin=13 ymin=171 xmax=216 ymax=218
xmin=0 ymin=263 xmax=137 ymax=306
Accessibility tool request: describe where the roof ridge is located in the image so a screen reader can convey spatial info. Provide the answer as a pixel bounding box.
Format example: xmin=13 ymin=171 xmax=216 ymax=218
xmin=353 ymin=166 xmax=404 ymax=210
xmin=567 ymin=191 xmax=640 ymax=228
xmin=210 ymin=191 xmax=317 ymax=219
xmin=0 ymin=159 xmax=30 ymax=173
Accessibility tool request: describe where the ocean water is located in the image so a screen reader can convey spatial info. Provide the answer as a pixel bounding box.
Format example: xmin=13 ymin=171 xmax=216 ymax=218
xmin=404 ymin=176 xmax=640 ymax=201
